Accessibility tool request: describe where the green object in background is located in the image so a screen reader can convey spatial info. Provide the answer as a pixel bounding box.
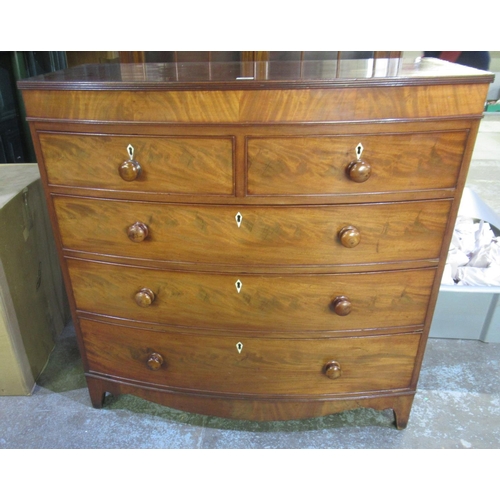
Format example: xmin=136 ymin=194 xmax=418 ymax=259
xmin=486 ymin=102 xmax=500 ymax=112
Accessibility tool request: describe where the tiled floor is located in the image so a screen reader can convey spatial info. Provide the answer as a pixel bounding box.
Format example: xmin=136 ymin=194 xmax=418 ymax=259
xmin=1 ymin=115 xmax=499 ymax=450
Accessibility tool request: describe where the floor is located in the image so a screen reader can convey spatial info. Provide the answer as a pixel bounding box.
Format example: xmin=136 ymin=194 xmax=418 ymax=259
xmin=1 ymin=115 xmax=499 ymax=451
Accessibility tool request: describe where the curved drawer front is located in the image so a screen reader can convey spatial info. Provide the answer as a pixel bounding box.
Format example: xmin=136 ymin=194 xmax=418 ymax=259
xmin=247 ymin=131 xmax=467 ymax=195
xmin=55 ymin=197 xmax=452 ymax=266
xmin=81 ymin=319 xmax=420 ymax=395
xmin=68 ymin=259 xmax=435 ymax=332
xmin=39 ymin=133 xmax=234 ymax=194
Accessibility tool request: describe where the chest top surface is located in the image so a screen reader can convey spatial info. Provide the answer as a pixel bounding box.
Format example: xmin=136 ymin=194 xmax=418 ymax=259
xmin=17 ymin=57 xmax=493 ymax=90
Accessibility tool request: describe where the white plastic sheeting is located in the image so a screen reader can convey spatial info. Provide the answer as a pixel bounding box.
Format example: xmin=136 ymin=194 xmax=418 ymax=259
xmin=443 ymin=188 xmax=500 ymax=286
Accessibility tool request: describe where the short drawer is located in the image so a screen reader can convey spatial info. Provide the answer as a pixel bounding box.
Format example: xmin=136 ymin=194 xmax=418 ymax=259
xmin=68 ymin=259 xmax=436 ymax=332
xmin=54 ymin=197 xmax=452 ymax=267
xmin=247 ymin=131 xmax=467 ymax=196
xmin=39 ymin=133 xmax=234 ymax=195
xmin=81 ymin=318 xmax=420 ymax=395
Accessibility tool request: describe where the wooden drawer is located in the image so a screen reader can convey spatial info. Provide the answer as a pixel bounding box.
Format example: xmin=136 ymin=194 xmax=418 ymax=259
xmin=81 ymin=319 xmax=420 ymax=395
xmin=39 ymin=133 xmax=234 ymax=194
xmin=54 ymin=197 xmax=452 ymax=267
xmin=247 ymin=131 xmax=467 ymax=196
xmin=68 ymin=259 xmax=435 ymax=332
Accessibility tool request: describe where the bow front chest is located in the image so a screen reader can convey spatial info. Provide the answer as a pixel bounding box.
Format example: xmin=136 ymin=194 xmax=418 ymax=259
xmin=19 ymin=58 xmax=493 ymax=428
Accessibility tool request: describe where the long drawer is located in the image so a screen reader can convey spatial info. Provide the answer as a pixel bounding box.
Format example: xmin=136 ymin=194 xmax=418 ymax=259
xmin=68 ymin=259 xmax=435 ymax=332
xmin=247 ymin=131 xmax=467 ymax=195
xmin=54 ymin=197 xmax=452 ymax=267
xmin=81 ymin=318 xmax=420 ymax=395
xmin=39 ymin=133 xmax=235 ymax=194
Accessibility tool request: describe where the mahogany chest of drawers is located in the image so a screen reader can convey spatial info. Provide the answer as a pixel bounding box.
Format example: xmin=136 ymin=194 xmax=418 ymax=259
xmin=18 ymin=58 xmax=493 ymax=428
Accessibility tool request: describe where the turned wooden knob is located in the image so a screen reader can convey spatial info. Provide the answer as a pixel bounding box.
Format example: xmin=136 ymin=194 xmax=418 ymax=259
xmin=338 ymin=225 xmax=361 ymax=248
xmin=128 ymin=222 xmax=149 ymax=242
xmin=135 ymin=288 xmax=155 ymax=307
xmin=147 ymin=352 xmax=164 ymax=371
xmin=347 ymin=160 xmax=371 ymax=183
xmin=119 ymin=159 xmax=142 ymax=181
xmin=324 ymin=361 xmax=342 ymax=379
xmin=331 ymin=295 xmax=351 ymax=316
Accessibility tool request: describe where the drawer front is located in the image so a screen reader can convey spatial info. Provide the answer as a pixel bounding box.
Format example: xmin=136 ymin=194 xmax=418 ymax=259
xmin=81 ymin=319 xmax=420 ymax=395
xmin=247 ymin=131 xmax=467 ymax=195
xmin=54 ymin=197 xmax=452 ymax=266
xmin=39 ymin=133 xmax=234 ymax=194
xmin=68 ymin=259 xmax=435 ymax=332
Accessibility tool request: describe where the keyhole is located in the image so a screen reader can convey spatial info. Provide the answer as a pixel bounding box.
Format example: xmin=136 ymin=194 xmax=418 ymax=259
xmin=235 ymin=279 xmax=242 ymax=293
xmin=236 ymin=342 xmax=243 ymax=354
xmin=235 ymin=212 xmax=243 ymax=228
xmin=356 ymin=143 xmax=363 ymax=160
xmin=127 ymin=144 xmax=134 ymax=160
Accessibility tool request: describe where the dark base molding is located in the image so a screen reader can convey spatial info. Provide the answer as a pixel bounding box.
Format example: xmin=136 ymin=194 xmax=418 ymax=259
xmin=86 ymin=375 xmax=415 ymax=430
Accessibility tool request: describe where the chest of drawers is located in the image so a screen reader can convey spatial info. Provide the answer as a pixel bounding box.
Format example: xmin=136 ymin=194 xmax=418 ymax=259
xmin=18 ymin=58 xmax=493 ymax=429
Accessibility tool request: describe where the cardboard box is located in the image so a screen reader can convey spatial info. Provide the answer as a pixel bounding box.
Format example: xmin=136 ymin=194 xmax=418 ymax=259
xmin=429 ymin=188 xmax=500 ymax=343
xmin=0 ymin=164 xmax=70 ymax=395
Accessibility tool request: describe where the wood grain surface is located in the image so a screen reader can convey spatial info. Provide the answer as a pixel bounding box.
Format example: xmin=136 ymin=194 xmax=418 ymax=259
xmin=247 ymin=131 xmax=467 ymax=195
xmin=22 ymin=84 xmax=489 ymax=123
xmin=40 ymin=133 xmax=234 ymax=194
xmin=54 ymin=197 xmax=452 ymax=266
xmin=85 ymin=373 xmax=416 ymax=425
xmin=67 ymin=259 xmax=435 ymax=332
xmin=80 ymin=318 xmax=420 ymax=395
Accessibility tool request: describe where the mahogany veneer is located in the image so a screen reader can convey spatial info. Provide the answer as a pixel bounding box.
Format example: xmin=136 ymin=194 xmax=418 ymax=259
xmin=18 ymin=58 xmax=494 ymax=429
